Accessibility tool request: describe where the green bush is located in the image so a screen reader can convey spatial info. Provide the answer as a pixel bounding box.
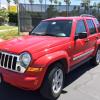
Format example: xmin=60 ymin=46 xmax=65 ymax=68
xmin=0 ymin=9 xmax=8 ymax=25
xmin=0 ymin=16 xmax=4 ymax=25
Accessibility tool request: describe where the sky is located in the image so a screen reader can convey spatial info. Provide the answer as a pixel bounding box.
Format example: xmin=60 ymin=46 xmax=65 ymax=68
xmin=0 ymin=0 xmax=100 ymax=8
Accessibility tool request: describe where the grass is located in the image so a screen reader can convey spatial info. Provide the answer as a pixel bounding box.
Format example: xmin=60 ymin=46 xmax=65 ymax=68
xmin=0 ymin=25 xmax=17 ymax=30
xmin=0 ymin=28 xmax=20 ymax=40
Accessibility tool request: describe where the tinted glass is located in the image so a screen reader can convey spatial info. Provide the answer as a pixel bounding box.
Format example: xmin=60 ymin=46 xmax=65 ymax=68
xmin=31 ymin=20 xmax=72 ymax=37
xmin=86 ymin=19 xmax=96 ymax=34
xmin=94 ymin=19 xmax=100 ymax=32
xmin=76 ymin=20 xmax=86 ymax=35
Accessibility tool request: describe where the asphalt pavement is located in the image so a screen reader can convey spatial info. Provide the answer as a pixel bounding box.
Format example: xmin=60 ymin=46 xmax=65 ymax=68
xmin=0 ymin=62 xmax=100 ymax=100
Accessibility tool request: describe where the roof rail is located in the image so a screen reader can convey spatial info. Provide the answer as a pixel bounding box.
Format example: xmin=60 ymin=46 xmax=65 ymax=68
xmin=80 ymin=14 xmax=95 ymax=17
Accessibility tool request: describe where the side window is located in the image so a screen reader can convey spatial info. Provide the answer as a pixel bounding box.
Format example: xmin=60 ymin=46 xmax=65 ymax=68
xmin=94 ymin=19 xmax=100 ymax=32
xmin=76 ymin=20 xmax=86 ymax=35
xmin=86 ymin=19 xmax=97 ymax=34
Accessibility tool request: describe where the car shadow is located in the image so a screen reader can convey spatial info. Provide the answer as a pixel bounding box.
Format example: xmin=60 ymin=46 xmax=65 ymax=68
xmin=63 ymin=62 xmax=96 ymax=93
xmin=0 ymin=62 xmax=96 ymax=100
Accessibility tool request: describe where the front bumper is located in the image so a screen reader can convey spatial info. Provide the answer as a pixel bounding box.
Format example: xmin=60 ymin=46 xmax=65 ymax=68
xmin=0 ymin=67 xmax=45 ymax=91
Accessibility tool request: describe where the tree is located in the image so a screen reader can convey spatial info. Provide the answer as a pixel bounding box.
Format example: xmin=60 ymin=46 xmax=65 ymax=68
xmin=29 ymin=0 xmax=34 ymax=4
xmin=6 ymin=0 xmax=11 ymax=12
xmin=54 ymin=0 xmax=58 ymax=5
xmin=13 ymin=0 xmax=18 ymax=4
xmin=81 ymin=0 xmax=90 ymax=13
xmin=97 ymin=3 xmax=100 ymax=13
xmin=58 ymin=1 xmax=62 ymax=12
xmin=39 ymin=0 xmax=43 ymax=16
xmin=46 ymin=5 xmax=58 ymax=18
xmin=71 ymin=6 xmax=77 ymax=16
xmin=77 ymin=6 xmax=80 ymax=15
xmin=93 ymin=2 xmax=97 ymax=13
xmin=29 ymin=0 xmax=34 ymax=12
xmin=54 ymin=0 xmax=58 ymax=11
xmin=0 ymin=0 xmax=1 ymax=9
xmin=64 ymin=0 xmax=71 ymax=16
xmin=49 ymin=0 xmax=54 ymax=5
xmin=0 ymin=9 xmax=9 ymax=24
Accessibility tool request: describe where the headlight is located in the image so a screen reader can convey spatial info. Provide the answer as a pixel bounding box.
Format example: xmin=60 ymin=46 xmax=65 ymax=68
xmin=19 ymin=52 xmax=31 ymax=68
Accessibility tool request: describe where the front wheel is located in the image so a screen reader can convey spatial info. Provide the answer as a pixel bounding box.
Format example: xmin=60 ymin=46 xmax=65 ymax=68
xmin=91 ymin=48 xmax=100 ymax=66
xmin=40 ymin=63 xmax=64 ymax=100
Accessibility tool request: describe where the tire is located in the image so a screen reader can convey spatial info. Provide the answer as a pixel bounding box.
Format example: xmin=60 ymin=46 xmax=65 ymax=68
xmin=0 ymin=74 xmax=3 ymax=85
xmin=40 ymin=63 xmax=64 ymax=100
xmin=90 ymin=48 xmax=100 ymax=66
xmin=0 ymin=76 xmax=2 ymax=84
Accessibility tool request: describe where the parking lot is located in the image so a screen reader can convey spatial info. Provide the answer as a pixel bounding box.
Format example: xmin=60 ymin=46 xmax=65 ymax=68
xmin=0 ymin=62 xmax=100 ymax=100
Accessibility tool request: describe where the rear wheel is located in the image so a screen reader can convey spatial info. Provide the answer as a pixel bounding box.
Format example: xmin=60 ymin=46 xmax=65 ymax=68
xmin=40 ymin=63 xmax=64 ymax=100
xmin=91 ymin=48 xmax=100 ymax=66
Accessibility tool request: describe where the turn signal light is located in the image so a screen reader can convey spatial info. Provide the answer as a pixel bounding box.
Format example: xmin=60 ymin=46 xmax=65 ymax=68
xmin=27 ymin=67 xmax=43 ymax=72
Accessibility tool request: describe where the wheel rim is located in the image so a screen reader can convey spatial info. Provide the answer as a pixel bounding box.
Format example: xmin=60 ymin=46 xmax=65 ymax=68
xmin=96 ymin=49 xmax=100 ymax=63
xmin=52 ymin=69 xmax=63 ymax=94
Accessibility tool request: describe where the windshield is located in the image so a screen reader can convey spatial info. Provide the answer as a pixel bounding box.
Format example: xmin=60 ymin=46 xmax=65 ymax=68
xmin=31 ymin=20 xmax=72 ymax=37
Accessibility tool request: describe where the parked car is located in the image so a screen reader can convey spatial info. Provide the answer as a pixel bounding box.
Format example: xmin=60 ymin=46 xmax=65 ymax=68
xmin=0 ymin=15 xmax=100 ymax=100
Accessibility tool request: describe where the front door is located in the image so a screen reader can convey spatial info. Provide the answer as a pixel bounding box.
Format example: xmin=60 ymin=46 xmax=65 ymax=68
xmin=71 ymin=20 xmax=89 ymax=66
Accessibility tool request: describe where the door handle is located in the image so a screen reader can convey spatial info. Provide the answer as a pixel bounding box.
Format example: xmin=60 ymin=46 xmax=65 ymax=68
xmin=96 ymin=36 xmax=99 ymax=39
xmin=85 ymin=39 xmax=89 ymax=42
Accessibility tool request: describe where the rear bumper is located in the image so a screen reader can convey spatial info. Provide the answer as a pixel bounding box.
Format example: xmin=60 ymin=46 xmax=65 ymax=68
xmin=0 ymin=68 xmax=45 ymax=91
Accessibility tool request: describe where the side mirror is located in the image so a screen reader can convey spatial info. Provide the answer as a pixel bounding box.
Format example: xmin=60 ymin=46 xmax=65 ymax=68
xmin=79 ymin=32 xmax=87 ymax=39
xmin=75 ymin=32 xmax=87 ymax=40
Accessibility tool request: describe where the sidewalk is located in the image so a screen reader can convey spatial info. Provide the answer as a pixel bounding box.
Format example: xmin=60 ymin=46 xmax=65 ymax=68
xmin=58 ymin=63 xmax=100 ymax=100
xmin=20 ymin=32 xmax=29 ymax=35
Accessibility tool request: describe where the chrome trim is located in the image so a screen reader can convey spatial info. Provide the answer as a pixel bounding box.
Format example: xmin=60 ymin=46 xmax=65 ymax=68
xmin=0 ymin=51 xmax=26 ymax=73
xmin=73 ymin=49 xmax=94 ymax=61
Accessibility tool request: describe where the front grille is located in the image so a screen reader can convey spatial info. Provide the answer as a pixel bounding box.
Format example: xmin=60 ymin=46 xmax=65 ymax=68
xmin=0 ymin=52 xmax=18 ymax=72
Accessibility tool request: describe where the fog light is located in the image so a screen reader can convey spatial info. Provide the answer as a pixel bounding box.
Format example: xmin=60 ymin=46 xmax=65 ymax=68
xmin=17 ymin=66 xmax=21 ymax=71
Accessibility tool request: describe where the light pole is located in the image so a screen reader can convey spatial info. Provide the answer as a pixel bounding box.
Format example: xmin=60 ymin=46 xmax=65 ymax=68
xmin=64 ymin=0 xmax=68 ymax=16
xmin=64 ymin=0 xmax=71 ymax=17
xmin=17 ymin=0 xmax=20 ymax=35
xmin=45 ymin=0 xmax=46 ymax=18
xmin=0 ymin=0 xmax=1 ymax=9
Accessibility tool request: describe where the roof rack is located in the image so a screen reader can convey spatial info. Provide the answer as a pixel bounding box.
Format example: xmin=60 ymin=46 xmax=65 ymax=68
xmin=80 ymin=14 xmax=95 ymax=17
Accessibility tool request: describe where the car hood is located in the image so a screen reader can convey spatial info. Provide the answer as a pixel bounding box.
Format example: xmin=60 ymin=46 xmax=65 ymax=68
xmin=0 ymin=35 xmax=70 ymax=54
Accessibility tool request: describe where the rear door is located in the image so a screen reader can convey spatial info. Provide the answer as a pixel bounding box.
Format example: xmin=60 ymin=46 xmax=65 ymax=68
xmin=84 ymin=19 xmax=98 ymax=57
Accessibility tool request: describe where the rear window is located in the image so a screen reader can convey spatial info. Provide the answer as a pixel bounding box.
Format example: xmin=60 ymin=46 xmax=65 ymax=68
xmin=94 ymin=19 xmax=100 ymax=32
xmin=86 ymin=19 xmax=97 ymax=34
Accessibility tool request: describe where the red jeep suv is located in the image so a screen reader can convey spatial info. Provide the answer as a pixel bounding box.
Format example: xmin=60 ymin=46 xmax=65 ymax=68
xmin=0 ymin=15 xmax=100 ymax=100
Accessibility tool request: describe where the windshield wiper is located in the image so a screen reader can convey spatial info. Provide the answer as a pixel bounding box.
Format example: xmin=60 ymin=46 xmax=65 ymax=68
xmin=31 ymin=32 xmax=56 ymax=37
xmin=31 ymin=32 xmax=64 ymax=37
xmin=45 ymin=34 xmax=58 ymax=37
xmin=31 ymin=32 xmax=45 ymax=36
xmin=45 ymin=33 xmax=66 ymax=37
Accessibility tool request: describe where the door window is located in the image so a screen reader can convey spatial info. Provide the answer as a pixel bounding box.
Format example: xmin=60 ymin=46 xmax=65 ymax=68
xmin=86 ymin=19 xmax=97 ymax=34
xmin=94 ymin=19 xmax=100 ymax=32
xmin=76 ymin=20 xmax=86 ymax=35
